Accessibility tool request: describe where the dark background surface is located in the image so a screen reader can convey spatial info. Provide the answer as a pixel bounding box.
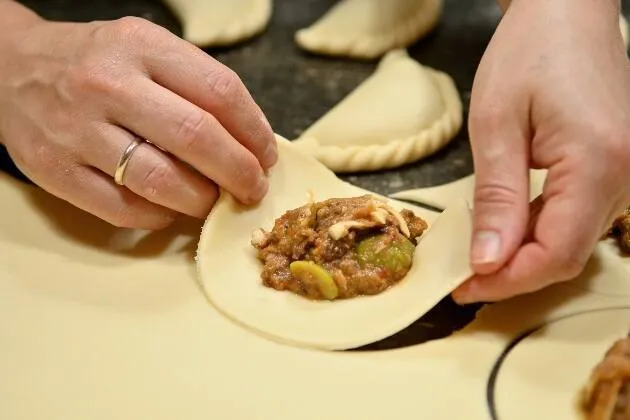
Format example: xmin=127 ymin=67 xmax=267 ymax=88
xmin=2 ymin=0 xmax=629 ymax=348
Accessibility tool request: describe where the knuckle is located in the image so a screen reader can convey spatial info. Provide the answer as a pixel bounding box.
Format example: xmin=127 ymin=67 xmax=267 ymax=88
xmin=551 ymin=250 xmax=586 ymax=280
xmin=175 ymin=111 xmax=209 ymax=153
xmin=206 ymin=67 xmax=242 ymax=103
xmin=603 ymin=129 xmax=630 ymax=164
xmin=67 ymin=61 xmax=122 ymax=98
xmin=106 ymin=202 xmax=174 ymax=230
xmin=474 ymin=182 xmax=521 ymax=209
xmin=106 ymin=16 xmax=153 ymax=40
xmin=468 ymin=103 xmax=506 ymax=134
xmin=139 ymin=161 xmax=173 ymax=198
xmin=233 ymin=154 xmax=262 ymax=190
xmin=107 ymin=203 xmax=144 ymax=229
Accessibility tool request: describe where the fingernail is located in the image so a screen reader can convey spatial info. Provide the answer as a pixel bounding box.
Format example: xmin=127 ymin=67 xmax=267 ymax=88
xmin=249 ymin=172 xmax=269 ymax=203
xmin=263 ymin=140 xmax=278 ymax=168
xmin=471 ymin=230 xmax=502 ymax=265
xmin=452 ymin=283 xmax=475 ymax=305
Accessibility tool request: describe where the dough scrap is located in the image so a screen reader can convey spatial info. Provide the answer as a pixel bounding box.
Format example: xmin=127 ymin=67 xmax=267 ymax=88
xmin=163 ymin=0 xmax=271 ymax=47
xmin=196 ymin=135 xmax=474 ymax=351
xmin=292 ymin=50 xmax=463 ymax=173
xmin=390 ymin=169 xmax=547 ymax=210
xmin=295 ymin=0 xmax=443 ymax=59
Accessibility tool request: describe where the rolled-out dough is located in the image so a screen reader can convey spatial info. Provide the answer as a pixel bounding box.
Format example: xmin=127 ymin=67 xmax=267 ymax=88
xmin=292 ymin=50 xmax=462 ymax=173
xmin=1 ymin=160 xmax=630 ymax=418
xmin=163 ymin=0 xmax=271 ymax=47
xmin=196 ymin=136 xmax=474 ymax=351
xmin=295 ymin=0 xmax=443 ymax=59
xmin=491 ymin=307 xmax=630 ymax=420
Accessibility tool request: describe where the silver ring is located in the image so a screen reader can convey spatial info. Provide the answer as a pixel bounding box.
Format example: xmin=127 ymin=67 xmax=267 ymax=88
xmin=114 ymin=137 xmax=143 ymax=186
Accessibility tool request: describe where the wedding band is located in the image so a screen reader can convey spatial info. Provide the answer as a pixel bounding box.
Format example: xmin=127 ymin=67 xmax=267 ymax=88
xmin=114 ymin=137 xmax=143 ymax=186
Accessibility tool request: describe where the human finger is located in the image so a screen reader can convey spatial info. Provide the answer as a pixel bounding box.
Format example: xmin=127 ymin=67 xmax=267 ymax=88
xmin=81 ymin=124 xmax=219 ymax=219
xmin=107 ymin=76 xmax=268 ymax=204
xmin=139 ymin=23 xmax=277 ymax=169
xmin=453 ymin=170 xmax=615 ymax=303
xmin=28 ymin=162 xmax=177 ymax=230
xmin=468 ymin=104 xmax=531 ymax=275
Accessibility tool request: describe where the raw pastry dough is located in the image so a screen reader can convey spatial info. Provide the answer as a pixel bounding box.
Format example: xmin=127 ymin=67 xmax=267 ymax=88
xmin=2 ymin=163 xmax=630 ymax=418
xmin=196 ymin=136 xmax=474 ymax=351
xmin=490 ymin=307 xmax=630 ymax=420
xmin=292 ymin=50 xmax=463 ymax=173
xmin=163 ymin=0 xmax=271 ymax=47
xmin=390 ymin=169 xmax=548 ymax=210
xmin=295 ymin=0 xmax=443 ymax=59
xmin=568 ymin=244 xmax=630 ymax=297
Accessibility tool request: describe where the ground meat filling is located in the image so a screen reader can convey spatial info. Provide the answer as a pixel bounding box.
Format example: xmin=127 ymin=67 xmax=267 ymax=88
xmin=606 ymin=208 xmax=630 ymax=255
xmin=251 ymin=195 xmax=428 ymax=300
xmin=582 ymin=338 xmax=630 ymax=420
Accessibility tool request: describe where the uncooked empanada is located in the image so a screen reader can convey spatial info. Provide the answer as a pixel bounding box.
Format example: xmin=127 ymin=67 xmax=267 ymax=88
xmin=163 ymin=0 xmax=271 ymax=47
xmin=295 ymin=0 xmax=443 ymax=59
xmin=196 ymin=135 xmax=474 ymax=351
xmin=292 ymin=50 xmax=462 ymax=173
xmin=390 ymin=169 xmax=548 ymax=210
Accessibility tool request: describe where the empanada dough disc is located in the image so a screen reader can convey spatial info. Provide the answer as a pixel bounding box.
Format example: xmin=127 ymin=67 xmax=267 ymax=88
xmin=491 ymin=307 xmax=630 ymax=420
xmin=196 ymin=136 xmax=474 ymax=351
xmin=163 ymin=0 xmax=271 ymax=47
xmin=292 ymin=50 xmax=463 ymax=173
xmin=295 ymin=0 xmax=443 ymax=59
xmin=390 ymin=169 xmax=548 ymax=210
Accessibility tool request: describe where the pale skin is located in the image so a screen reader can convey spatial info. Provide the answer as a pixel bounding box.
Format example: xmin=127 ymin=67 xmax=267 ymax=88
xmin=0 ymin=0 xmax=628 ymax=303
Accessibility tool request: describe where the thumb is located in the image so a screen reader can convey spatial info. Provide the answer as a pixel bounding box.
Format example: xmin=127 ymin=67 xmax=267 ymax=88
xmin=469 ymin=114 xmax=530 ymax=275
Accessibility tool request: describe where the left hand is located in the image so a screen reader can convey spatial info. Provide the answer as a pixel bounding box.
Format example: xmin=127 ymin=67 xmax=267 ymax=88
xmin=452 ymin=0 xmax=630 ymax=304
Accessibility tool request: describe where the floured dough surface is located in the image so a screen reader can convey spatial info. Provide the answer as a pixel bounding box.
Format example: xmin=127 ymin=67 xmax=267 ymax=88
xmin=196 ymin=136 xmax=474 ymax=350
xmin=163 ymin=0 xmax=271 ymax=47
xmin=390 ymin=169 xmax=548 ymax=210
xmin=293 ymin=50 xmax=462 ymax=173
xmin=490 ymin=307 xmax=630 ymax=420
xmin=295 ymin=0 xmax=443 ymax=59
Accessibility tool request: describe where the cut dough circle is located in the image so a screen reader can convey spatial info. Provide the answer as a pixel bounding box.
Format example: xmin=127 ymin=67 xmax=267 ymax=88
xmin=196 ymin=136 xmax=474 ymax=351
xmin=490 ymin=307 xmax=630 ymax=420
xmin=390 ymin=169 xmax=547 ymax=210
xmin=293 ymin=50 xmax=463 ymax=173
xmin=295 ymin=0 xmax=443 ymax=59
xmin=163 ymin=0 xmax=271 ymax=47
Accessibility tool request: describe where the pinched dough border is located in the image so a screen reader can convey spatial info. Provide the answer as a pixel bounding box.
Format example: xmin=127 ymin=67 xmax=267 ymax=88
xmin=295 ymin=67 xmax=463 ymax=173
xmin=295 ymin=0 xmax=444 ymax=59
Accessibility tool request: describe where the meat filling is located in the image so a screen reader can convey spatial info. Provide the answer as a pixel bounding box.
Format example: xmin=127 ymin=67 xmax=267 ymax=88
xmin=581 ymin=338 xmax=630 ymax=420
xmin=251 ymin=195 xmax=428 ymax=300
xmin=606 ymin=208 xmax=630 ymax=255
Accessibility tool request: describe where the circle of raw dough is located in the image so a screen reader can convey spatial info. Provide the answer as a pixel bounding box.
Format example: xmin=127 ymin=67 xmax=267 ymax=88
xmin=195 ymin=136 xmax=473 ymax=351
xmin=563 ymin=242 xmax=630 ymax=297
xmin=488 ymin=307 xmax=630 ymax=420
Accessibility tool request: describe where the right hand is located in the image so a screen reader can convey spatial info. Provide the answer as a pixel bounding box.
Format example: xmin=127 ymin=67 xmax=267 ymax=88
xmin=0 ymin=15 xmax=277 ymax=229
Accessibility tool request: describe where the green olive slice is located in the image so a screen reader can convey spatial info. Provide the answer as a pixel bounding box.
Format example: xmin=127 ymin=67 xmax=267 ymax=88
xmin=356 ymin=234 xmax=415 ymax=274
xmin=289 ymin=261 xmax=339 ymax=300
